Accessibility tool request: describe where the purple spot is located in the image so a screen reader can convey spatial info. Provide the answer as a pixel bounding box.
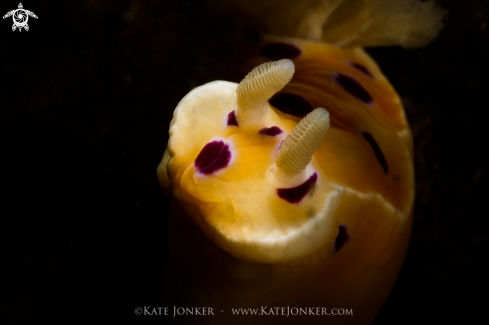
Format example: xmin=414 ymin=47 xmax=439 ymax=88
xmin=261 ymin=43 xmax=302 ymax=60
xmin=349 ymin=62 xmax=373 ymax=78
xmin=227 ymin=110 xmax=238 ymax=127
xmin=269 ymin=93 xmax=315 ymax=117
xmin=334 ymin=224 xmax=349 ymax=253
xmin=361 ymin=131 xmax=389 ymax=174
xmin=195 ymin=141 xmax=231 ymax=175
xmin=277 ymin=173 xmax=318 ymax=204
xmin=259 ymin=126 xmax=283 ymax=136
xmin=334 ymin=73 xmax=373 ymax=104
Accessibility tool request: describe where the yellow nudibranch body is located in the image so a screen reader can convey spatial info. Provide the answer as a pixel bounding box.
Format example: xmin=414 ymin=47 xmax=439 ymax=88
xmin=158 ymin=1 xmax=445 ymax=324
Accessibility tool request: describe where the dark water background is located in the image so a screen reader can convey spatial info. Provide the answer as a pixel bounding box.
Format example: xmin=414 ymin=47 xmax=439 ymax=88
xmin=0 ymin=0 xmax=487 ymax=324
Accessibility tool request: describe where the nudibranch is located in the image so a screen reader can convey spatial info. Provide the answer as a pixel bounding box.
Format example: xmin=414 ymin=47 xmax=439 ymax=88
xmin=158 ymin=1 xmax=445 ymax=324
xmin=159 ymin=56 xmax=410 ymax=324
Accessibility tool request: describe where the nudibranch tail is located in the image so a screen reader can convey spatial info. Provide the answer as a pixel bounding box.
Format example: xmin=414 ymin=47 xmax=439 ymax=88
xmin=275 ymin=108 xmax=330 ymax=181
xmin=208 ymin=0 xmax=446 ymax=49
xmin=236 ymin=59 xmax=294 ymax=131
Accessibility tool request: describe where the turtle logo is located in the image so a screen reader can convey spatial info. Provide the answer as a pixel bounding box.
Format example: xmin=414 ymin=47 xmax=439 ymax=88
xmin=3 ymin=3 xmax=38 ymax=32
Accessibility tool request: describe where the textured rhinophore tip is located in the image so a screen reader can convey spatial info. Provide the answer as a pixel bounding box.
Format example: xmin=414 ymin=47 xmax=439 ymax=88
xmin=236 ymin=59 xmax=295 ymax=131
xmin=276 ymin=108 xmax=330 ymax=178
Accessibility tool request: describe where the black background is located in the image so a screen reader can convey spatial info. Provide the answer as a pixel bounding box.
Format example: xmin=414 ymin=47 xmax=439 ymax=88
xmin=0 ymin=0 xmax=487 ymax=324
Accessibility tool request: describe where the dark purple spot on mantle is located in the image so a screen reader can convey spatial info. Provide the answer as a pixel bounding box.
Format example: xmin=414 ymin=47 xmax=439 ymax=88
xmin=277 ymin=173 xmax=318 ymax=204
xmin=261 ymin=42 xmax=302 ymax=60
xmin=349 ymin=62 xmax=373 ymax=78
xmin=259 ymin=126 xmax=283 ymax=136
xmin=195 ymin=141 xmax=231 ymax=175
xmin=334 ymin=73 xmax=373 ymax=104
xmin=361 ymin=131 xmax=389 ymax=174
xmin=334 ymin=224 xmax=349 ymax=253
xmin=227 ymin=110 xmax=238 ymax=127
xmin=269 ymin=93 xmax=315 ymax=118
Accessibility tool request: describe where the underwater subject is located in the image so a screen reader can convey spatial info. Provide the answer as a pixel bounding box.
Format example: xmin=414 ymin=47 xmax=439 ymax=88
xmin=157 ymin=0 xmax=446 ymax=324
